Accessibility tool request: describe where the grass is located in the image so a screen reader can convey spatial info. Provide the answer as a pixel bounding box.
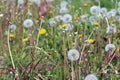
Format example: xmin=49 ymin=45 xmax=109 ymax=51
xmin=0 ymin=0 xmax=120 ymax=80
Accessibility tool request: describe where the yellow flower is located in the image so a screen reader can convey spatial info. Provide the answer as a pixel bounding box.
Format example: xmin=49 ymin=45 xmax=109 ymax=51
xmin=9 ymin=34 xmax=14 ymax=38
xmin=0 ymin=5 xmax=4 ymax=9
xmin=78 ymin=34 xmax=82 ymax=38
xmin=83 ymin=3 xmax=88 ymax=7
xmin=87 ymin=39 xmax=94 ymax=44
xmin=61 ymin=24 xmax=67 ymax=29
xmin=28 ymin=2 xmax=33 ymax=6
xmin=94 ymin=22 xmax=99 ymax=26
xmin=85 ymin=14 xmax=89 ymax=17
xmin=72 ymin=42 xmax=75 ymax=46
xmin=117 ymin=47 xmax=119 ymax=52
xmin=39 ymin=18 xmax=43 ymax=22
xmin=39 ymin=28 xmax=46 ymax=35
xmin=22 ymin=38 xmax=29 ymax=42
xmin=117 ymin=29 xmax=120 ymax=34
xmin=49 ymin=10 xmax=53 ymax=14
xmin=74 ymin=14 xmax=77 ymax=20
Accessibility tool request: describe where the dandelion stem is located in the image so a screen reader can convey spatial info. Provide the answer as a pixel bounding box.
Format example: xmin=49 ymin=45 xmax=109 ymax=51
xmin=7 ymin=29 xmax=15 ymax=69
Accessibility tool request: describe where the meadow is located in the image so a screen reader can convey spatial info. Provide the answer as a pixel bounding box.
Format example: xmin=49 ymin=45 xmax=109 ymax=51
xmin=0 ymin=0 xmax=120 ymax=80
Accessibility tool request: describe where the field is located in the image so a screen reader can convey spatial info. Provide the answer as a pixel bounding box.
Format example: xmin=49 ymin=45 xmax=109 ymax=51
xmin=0 ymin=0 xmax=120 ymax=80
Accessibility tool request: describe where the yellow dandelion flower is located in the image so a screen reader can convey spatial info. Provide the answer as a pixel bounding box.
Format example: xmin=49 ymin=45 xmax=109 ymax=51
xmin=94 ymin=22 xmax=99 ymax=26
xmin=39 ymin=18 xmax=43 ymax=22
xmin=49 ymin=10 xmax=53 ymax=14
xmin=83 ymin=3 xmax=88 ymax=7
xmin=87 ymin=39 xmax=94 ymax=44
xmin=78 ymin=34 xmax=82 ymax=38
xmin=61 ymin=24 xmax=67 ymax=29
xmin=0 ymin=5 xmax=4 ymax=9
xmin=85 ymin=14 xmax=89 ymax=17
xmin=22 ymin=38 xmax=28 ymax=42
xmin=74 ymin=14 xmax=77 ymax=20
xmin=72 ymin=42 xmax=75 ymax=46
xmin=117 ymin=47 xmax=119 ymax=52
xmin=117 ymin=29 xmax=120 ymax=34
xmin=9 ymin=34 xmax=14 ymax=38
xmin=28 ymin=2 xmax=33 ymax=6
xmin=39 ymin=28 xmax=46 ymax=35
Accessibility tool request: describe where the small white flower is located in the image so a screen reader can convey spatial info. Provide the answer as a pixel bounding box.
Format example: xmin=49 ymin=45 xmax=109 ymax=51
xmin=65 ymin=23 xmax=73 ymax=31
xmin=68 ymin=49 xmax=80 ymax=61
xmin=81 ymin=15 xmax=88 ymax=22
xmin=60 ymin=1 xmax=68 ymax=8
xmin=18 ymin=0 xmax=24 ymax=5
xmin=9 ymin=24 xmax=17 ymax=32
xmin=0 ymin=14 xmax=4 ymax=17
xmin=85 ymin=74 xmax=98 ymax=80
xmin=55 ymin=15 xmax=63 ymax=22
xmin=59 ymin=7 xmax=68 ymax=14
xmin=105 ymin=44 xmax=115 ymax=52
xmin=62 ymin=14 xmax=72 ymax=23
xmin=49 ymin=18 xmax=56 ymax=27
xmin=90 ymin=6 xmax=100 ymax=15
xmin=23 ymin=19 xmax=33 ymax=28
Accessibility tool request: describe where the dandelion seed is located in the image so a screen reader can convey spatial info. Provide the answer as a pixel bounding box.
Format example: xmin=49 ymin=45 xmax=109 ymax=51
xmin=23 ymin=19 xmax=33 ymax=28
xmin=81 ymin=15 xmax=88 ymax=22
xmin=39 ymin=28 xmax=46 ymax=35
xmin=55 ymin=15 xmax=62 ymax=22
xmin=60 ymin=1 xmax=68 ymax=8
xmin=85 ymin=74 xmax=98 ymax=80
xmin=68 ymin=49 xmax=80 ymax=61
xmin=105 ymin=44 xmax=115 ymax=52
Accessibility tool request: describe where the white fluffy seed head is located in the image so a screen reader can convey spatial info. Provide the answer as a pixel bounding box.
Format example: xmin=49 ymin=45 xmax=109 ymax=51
xmin=105 ymin=44 xmax=115 ymax=52
xmin=23 ymin=19 xmax=33 ymax=28
xmin=62 ymin=14 xmax=72 ymax=23
xmin=68 ymin=49 xmax=80 ymax=61
xmin=59 ymin=7 xmax=68 ymax=14
xmin=90 ymin=6 xmax=100 ymax=15
xmin=9 ymin=24 xmax=17 ymax=32
xmin=18 ymin=0 xmax=24 ymax=5
xmin=85 ymin=74 xmax=98 ymax=80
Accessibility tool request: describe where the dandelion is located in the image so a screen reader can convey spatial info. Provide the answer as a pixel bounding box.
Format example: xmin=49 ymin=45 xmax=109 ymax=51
xmin=65 ymin=23 xmax=73 ymax=31
xmin=107 ymin=9 xmax=116 ymax=19
xmin=90 ymin=6 xmax=100 ymax=15
xmin=39 ymin=28 xmax=46 ymax=35
xmin=78 ymin=34 xmax=82 ymax=38
xmin=9 ymin=24 xmax=16 ymax=32
xmin=62 ymin=14 xmax=72 ymax=23
xmin=94 ymin=22 xmax=99 ymax=26
xmin=49 ymin=18 xmax=56 ymax=27
xmin=89 ymin=16 xmax=98 ymax=25
xmin=59 ymin=7 xmax=68 ymax=14
xmin=27 ymin=2 xmax=33 ymax=6
xmin=22 ymin=38 xmax=29 ymax=42
xmin=18 ymin=0 xmax=24 ymax=5
xmin=49 ymin=10 xmax=53 ymax=14
xmin=9 ymin=34 xmax=14 ymax=38
xmin=81 ymin=15 xmax=88 ymax=22
xmin=117 ymin=29 xmax=120 ymax=34
xmin=61 ymin=23 xmax=67 ymax=29
xmin=23 ymin=19 xmax=33 ymax=28
xmin=118 ymin=1 xmax=120 ymax=7
xmin=106 ymin=25 xmax=116 ymax=34
xmin=55 ymin=15 xmax=62 ymax=22
xmin=68 ymin=49 xmax=80 ymax=61
xmin=87 ymin=39 xmax=95 ymax=44
xmin=85 ymin=74 xmax=98 ymax=80
xmin=83 ymin=3 xmax=88 ymax=7
xmin=60 ymin=1 xmax=68 ymax=8
xmin=0 ymin=5 xmax=4 ymax=9
xmin=105 ymin=44 xmax=115 ymax=52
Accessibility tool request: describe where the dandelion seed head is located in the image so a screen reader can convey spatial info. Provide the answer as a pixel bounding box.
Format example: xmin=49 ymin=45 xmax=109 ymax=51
xmin=23 ymin=19 xmax=33 ymax=28
xmin=68 ymin=49 xmax=80 ymax=61
xmin=85 ymin=74 xmax=98 ymax=80
xmin=105 ymin=44 xmax=115 ymax=52
xmin=62 ymin=14 xmax=72 ymax=23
